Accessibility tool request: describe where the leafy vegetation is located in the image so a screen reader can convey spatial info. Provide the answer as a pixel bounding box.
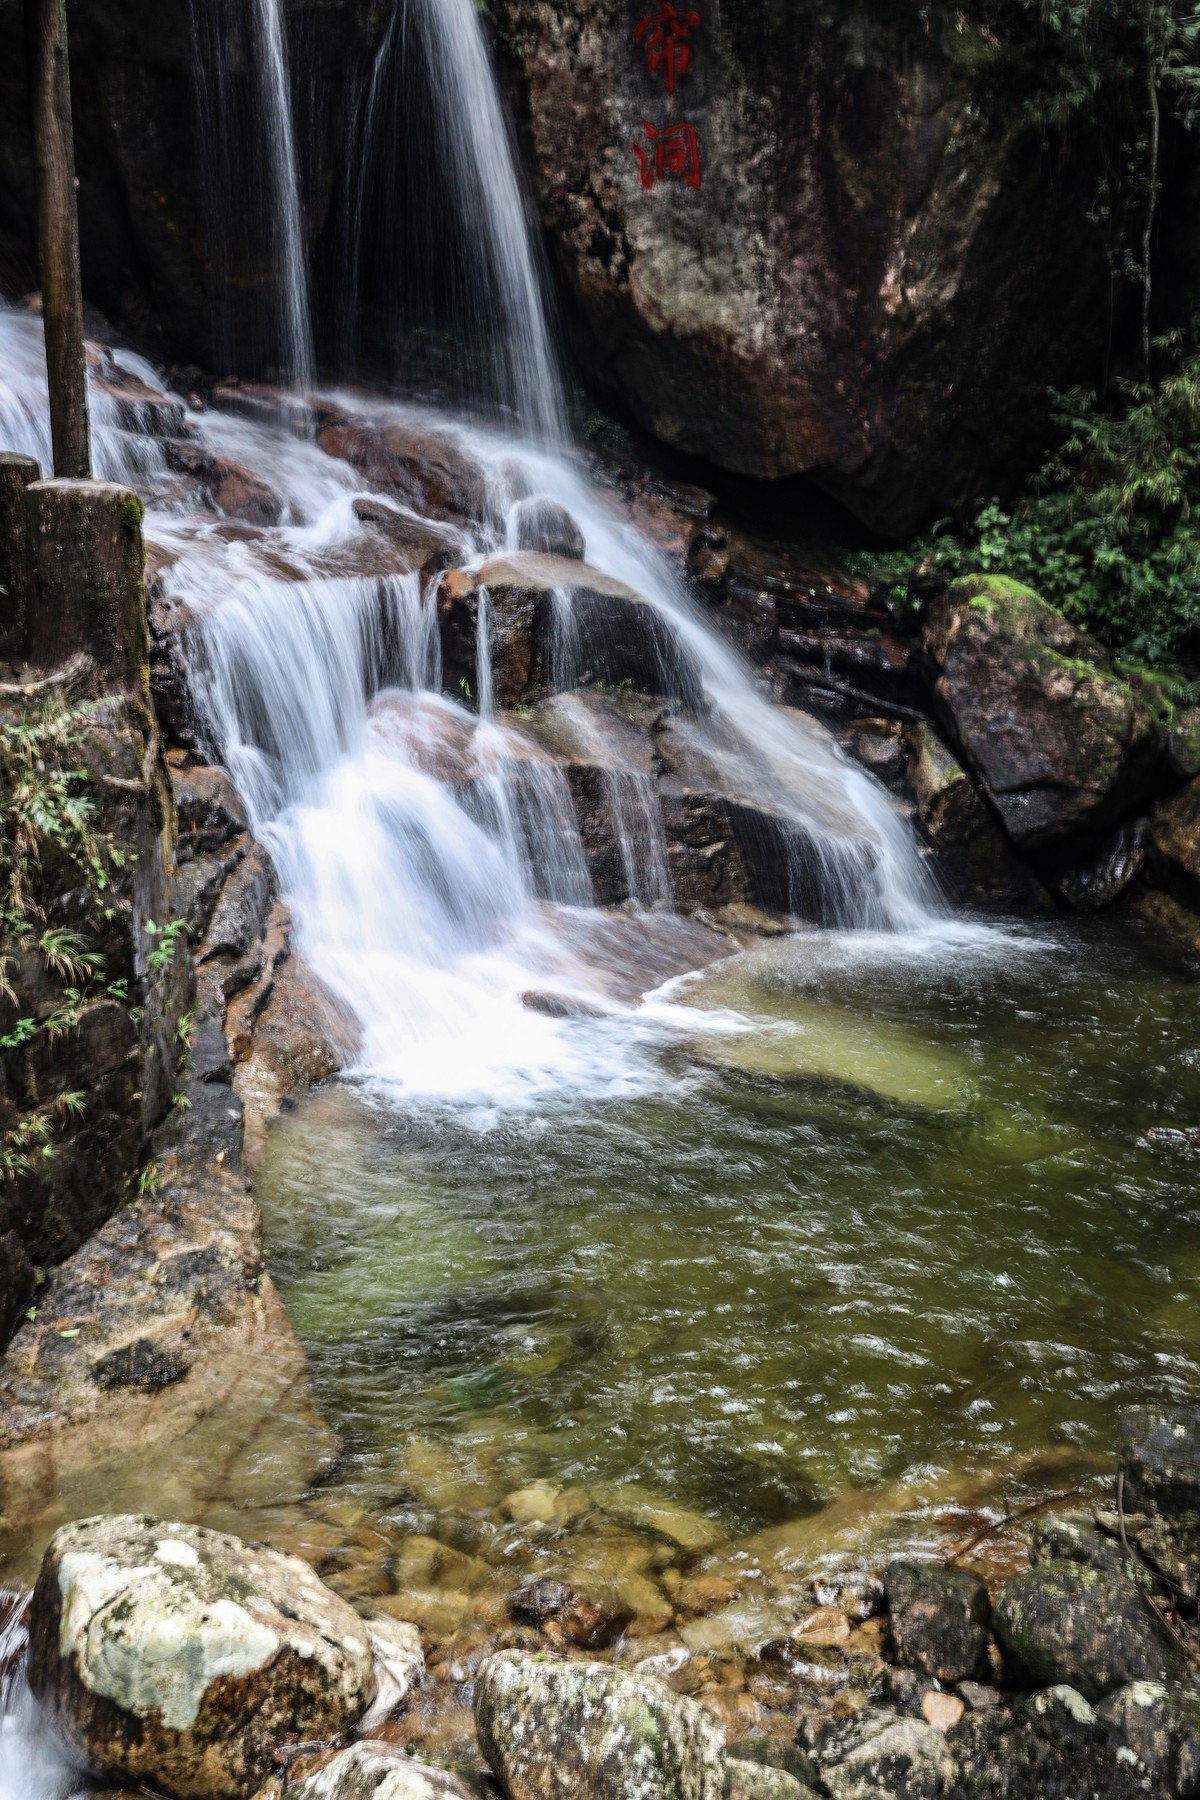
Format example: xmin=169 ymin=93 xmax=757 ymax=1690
xmin=866 ymin=322 xmax=1200 ymax=674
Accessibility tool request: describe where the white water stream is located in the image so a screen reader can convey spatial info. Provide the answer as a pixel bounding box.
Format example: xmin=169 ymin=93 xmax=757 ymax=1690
xmin=0 ymin=301 xmax=944 ymax=1109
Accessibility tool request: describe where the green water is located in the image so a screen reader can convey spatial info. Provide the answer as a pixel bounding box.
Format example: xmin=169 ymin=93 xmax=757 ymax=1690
xmin=260 ymin=919 xmax=1200 ymax=1573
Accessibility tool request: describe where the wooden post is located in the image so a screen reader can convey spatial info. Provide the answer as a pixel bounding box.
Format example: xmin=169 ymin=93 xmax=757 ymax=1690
xmin=25 ymin=0 xmax=90 ymax=479
xmin=0 ymin=453 xmax=41 ymax=656
xmin=25 ymin=481 xmax=147 ymax=686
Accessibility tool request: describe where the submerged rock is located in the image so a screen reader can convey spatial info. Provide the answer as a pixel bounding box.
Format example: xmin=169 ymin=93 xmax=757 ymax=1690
xmin=923 ymin=575 xmax=1162 ymax=847
xmin=991 ymin=1561 xmax=1185 ymax=1701
xmin=473 ymin=1650 xmax=726 ymax=1800
xmin=27 ymin=1515 xmax=377 ymax=1800
xmin=884 ymin=1559 xmax=991 ymax=1686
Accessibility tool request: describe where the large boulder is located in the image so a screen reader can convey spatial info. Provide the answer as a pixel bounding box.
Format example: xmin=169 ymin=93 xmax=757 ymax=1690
xmin=884 ymin=1558 xmax=991 ymax=1685
xmin=950 ymin=1682 xmax=1175 ymax=1799
xmin=438 ymin=553 xmax=704 ymax=710
xmin=473 ymin=1650 xmax=726 ymax=1800
xmin=27 ymin=1515 xmax=377 ymax=1800
xmin=923 ymin=575 xmax=1162 ymax=847
xmin=1097 ymin=1682 xmax=1200 ymax=1798
xmin=992 ymin=1561 xmax=1186 ymax=1701
xmin=492 ymin=1 xmax=1110 ymax=533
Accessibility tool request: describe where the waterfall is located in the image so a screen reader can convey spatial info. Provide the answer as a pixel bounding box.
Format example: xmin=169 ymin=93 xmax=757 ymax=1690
xmin=250 ymin=0 xmax=313 ymax=390
xmin=342 ymin=0 xmax=564 ymax=439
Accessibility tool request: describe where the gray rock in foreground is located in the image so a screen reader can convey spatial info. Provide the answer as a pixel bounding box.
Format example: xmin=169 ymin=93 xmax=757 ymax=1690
xmin=28 ymin=1514 xmax=377 ymax=1800
xmin=818 ymin=1714 xmax=957 ymax=1799
xmin=473 ymin=1650 xmax=726 ymax=1800
xmin=278 ymin=1742 xmax=476 ymax=1800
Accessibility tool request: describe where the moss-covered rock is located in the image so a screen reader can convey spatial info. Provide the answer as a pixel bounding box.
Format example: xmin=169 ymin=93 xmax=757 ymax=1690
xmin=473 ymin=1651 xmax=726 ymax=1800
xmin=277 ymin=1742 xmax=477 ymax=1800
xmin=923 ymin=575 xmax=1162 ymax=848
xmin=991 ymin=1561 xmax=1185 ymax=1702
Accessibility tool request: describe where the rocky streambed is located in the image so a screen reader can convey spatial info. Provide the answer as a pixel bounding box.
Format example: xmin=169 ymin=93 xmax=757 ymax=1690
xmin=6 ymin=1406 xmax=1200 ymax=1799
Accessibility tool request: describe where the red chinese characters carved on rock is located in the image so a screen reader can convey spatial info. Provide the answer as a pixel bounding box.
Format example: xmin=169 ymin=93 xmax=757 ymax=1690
xmin=632 ymin=120 xmax=702 ymax=191
xmin=633 ymin=0 xmax=700 ymax=95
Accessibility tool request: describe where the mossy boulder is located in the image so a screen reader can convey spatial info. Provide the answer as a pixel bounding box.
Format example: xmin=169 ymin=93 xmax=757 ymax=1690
xmin=923 ymin=575 xmax=1162 ymax=848
xmin=992 ymin=1561 xmax=1185 ymax=1702
xmin=473 ymin=1650 xmax=726 ymax=1800
xmin=1097 ymin=1681 xmax=1200 ymax=1796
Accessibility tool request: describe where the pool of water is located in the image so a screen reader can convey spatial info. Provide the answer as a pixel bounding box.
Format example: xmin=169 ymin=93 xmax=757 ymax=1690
xmin=259 ymin=915 xmax=1200 ymax=1602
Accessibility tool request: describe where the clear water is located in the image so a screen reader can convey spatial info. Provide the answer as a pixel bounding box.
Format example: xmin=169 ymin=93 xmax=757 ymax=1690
xmin=259 ymin=920 xmax=1200 ymax=1576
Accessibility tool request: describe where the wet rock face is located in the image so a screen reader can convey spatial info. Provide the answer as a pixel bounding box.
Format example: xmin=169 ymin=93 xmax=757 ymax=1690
xmin=473 ymin=1650 xmax=727 ymax=1800
xmin=884 ymin=1558 xmax=991 ymax=1686
xmin=438 ymin=553 xmax=705 ymax=710
xmin=1150 ymin=780 xmax=1200 ymax=906
xmin=991 ymin=1561 xmax=1186 ymax=1702
xmin=28 ymin=1514 xmax=377 ymax=1800
xmin=923 ymin=575 xmax=1162 ymax=848
xmin=494 ymin=0 xmax=1108 ymax=533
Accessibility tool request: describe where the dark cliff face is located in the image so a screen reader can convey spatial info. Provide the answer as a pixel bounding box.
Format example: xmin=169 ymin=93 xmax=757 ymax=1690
xmin=493 ymin=0 xmax=1115 ymax=533
xmin=0 ymin=0 xmax=386 ymax=372
xmin=0 ymin=0 xmax=1129 ymax=529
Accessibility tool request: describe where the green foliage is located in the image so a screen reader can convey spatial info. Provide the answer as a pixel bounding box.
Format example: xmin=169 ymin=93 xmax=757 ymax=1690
xmin=0 ymin=698 xmax=117 ymax=945
xmin=868 ymin=323 xmax=1200 ymax=672
xmin=144 ymin=916 xmax=188 ymax=976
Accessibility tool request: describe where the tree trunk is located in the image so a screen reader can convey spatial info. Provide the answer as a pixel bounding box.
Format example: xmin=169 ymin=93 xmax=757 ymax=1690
xmin=25 ymin=0 xmax=90 ymax=479
xmin=1141 ymin=30 xmax=1161 ymax=380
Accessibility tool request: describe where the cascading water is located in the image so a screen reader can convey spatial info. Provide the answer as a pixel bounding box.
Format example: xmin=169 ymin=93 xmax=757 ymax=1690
xmin=340 ymin=0 xmax=563 ymax=438
xmin=0 ymin=0 xmax=943 ymax=1103
xmin=250 ymin=0 xmax=314 ymax=390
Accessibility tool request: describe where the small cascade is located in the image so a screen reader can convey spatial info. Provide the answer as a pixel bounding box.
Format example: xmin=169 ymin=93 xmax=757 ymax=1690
xmin=189 ymin=0 xmax=313 ymax=386
xmin=250 ymin=0 xmax=313 ymax=390
xmin=0 ymin=1595 xmax=82 ymax=1800
xmin=340 ymin=0 xmax=563 ymax=439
